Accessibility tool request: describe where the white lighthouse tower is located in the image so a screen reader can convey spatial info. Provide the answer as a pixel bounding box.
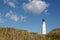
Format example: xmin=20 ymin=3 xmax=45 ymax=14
xmin=42 ymin=19 xmax=46 ymax=34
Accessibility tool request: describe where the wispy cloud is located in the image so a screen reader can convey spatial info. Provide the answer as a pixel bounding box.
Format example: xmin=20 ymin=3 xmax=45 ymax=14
xmin=21 ymin=16 xmax=26 ymax=22
xmin=0 ymin=13 xmax=3 ymax=23
xmin=5 ymin=11 xmax=12 ymax=17
xmin=4 ymin=0 xmax=16 ymax=8
xmin=23 ymin=0 xmax=49 ymax=14
xmin=5 ymin=10 xmax=27 ymax=22
xmin=4 ymin=0 xmax=10 ymax=3
xmin=0 ymin=12 xmax=2 ymax=16
xmin=43 ymin=9 xmax=50 ymax=15
xmin=5 ymin=10 xmax=19 ymax=22
xmin=0 ymin=18 xmax=5 ymax=23
xmin=0 ymin=18 xmax=3 ymax=23
xmin=0 ymin=12 xmax=6 ymax=23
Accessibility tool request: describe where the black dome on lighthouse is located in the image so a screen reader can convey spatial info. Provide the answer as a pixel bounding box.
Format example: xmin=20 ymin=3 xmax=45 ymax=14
xmin=42 ymin=19 xmax=45 ymax=21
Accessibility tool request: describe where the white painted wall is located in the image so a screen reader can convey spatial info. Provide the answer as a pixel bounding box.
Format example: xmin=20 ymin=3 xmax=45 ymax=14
xmin=42 ymin=21 xmax=46 ymax=34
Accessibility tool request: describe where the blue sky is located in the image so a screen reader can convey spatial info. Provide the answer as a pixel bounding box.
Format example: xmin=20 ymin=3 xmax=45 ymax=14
xmin=0 ymin=0 xmax=60 ymax=34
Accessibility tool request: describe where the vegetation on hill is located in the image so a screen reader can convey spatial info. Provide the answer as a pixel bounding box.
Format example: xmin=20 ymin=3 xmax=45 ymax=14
xmin=0 ymin=27 xmax=60 ymax=40
xmin=46 ymin=28 xmax=60 ymax=40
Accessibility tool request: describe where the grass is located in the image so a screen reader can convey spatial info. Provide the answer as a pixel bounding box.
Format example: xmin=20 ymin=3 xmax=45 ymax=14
xmin=0 ymin=27 xmax=60 ymax=40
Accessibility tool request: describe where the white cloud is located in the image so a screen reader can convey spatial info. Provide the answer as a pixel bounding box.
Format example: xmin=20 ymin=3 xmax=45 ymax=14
xmin=5 ymin=10 xmax=27 ymax=22
xmin=5 ymin=11 xmax=12 ymax=17
xmin=8 ymin=2 xmax=16 ymax=8
xmin=11 ymin=15 xmax=19 ymax=22
xmin=5 ymin=10 xmax=19 ymax=22
xmin=4 ymin=0 xmax=16 ymax=8
xmin=23 ymin=0 xmax=48 ymax=14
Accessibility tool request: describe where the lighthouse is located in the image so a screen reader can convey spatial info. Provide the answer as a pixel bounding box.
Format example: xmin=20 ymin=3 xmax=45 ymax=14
xmin=42 ymin=19 xmax=46 ymax=34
